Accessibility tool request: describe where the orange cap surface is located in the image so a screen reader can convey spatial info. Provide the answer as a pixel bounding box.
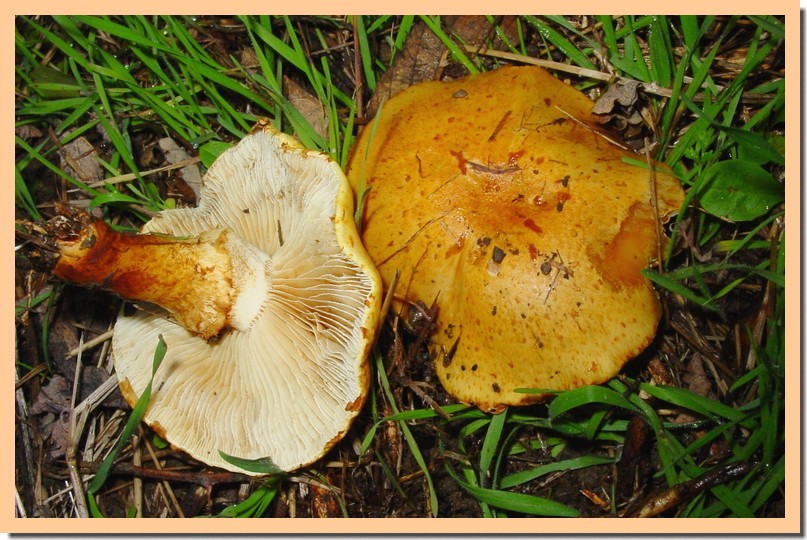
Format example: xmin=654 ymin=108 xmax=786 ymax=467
xmin=347 ymin=66 xmax=684 ymax=412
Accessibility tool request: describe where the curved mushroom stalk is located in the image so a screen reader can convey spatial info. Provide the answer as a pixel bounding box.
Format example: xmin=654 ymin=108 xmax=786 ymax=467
xmin=27 ymin=122 xmax=383 ymax=475
xmin=41 ymin=212 xmax=268 ymax=340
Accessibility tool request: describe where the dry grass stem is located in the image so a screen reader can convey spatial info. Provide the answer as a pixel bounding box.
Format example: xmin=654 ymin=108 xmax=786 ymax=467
xmin=139 ymin=427 xmax=185 ymax=518
xmin=66 ymin=334 xmax=90 ymax=518
xmin=66 ymin=330 xmax=114 ymax=359
xmin=467 ymin=45 xmax=775 ymax=104
xmin=645 ymin=137 xmax=665 ymax=271
xmin=133 ymin=434 xmax=144 ymax=518
xmin=554 ymin=105 xmax=630 ymax=150
xmin=87 ymin=157 xmax=201 ymax=189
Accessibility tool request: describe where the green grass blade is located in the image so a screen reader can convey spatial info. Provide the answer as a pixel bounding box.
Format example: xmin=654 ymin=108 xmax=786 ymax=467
xmin=15 ymin=166 xmax=41 ymax=220
xmin=419 ymin=16 xmax=480 ymax=74
xmin=548 ymin=385 xmax=641 ymax=420
xmin=638 ymin=383 xmax=751 ymax=427
xmin=215 ymin=477 xmax=281 ymax=518
xmin=446 ymin=466 xmax=580 ymax=517
xmin=500 ymin=455 xmax=614 ymax=489
xmin=648 ymin=16 xmax=673 ymax=87
xmin=15 ymin=136 xmax=100 ymax=196
xmin=478 ymin=409 xmax=507 ymax=488
xmin=354 ymin=16 xmax=377 ymax=92
xmin=523 ymin=16 xmax=595 ymax=69
xmin=87 ymin=336 xmax=167 ymax=506
xmin=373 ymin=351 xmax=439 ymax=516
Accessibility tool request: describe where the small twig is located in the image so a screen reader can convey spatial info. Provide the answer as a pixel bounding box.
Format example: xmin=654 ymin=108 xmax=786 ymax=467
xmin=286 ymin=484 xmax=297 ymax=518
xmin=14 ymin=359 xmax=37 ymax=517
xmin=624 ymin=461 xmax=756 ymax=517
xmin=66 ymin=329 xmax=114 ymax=359
xmin=745 ymin=217 xmax=781 ymax=373
xmin=15 ymin=362 xmax=47 ymax=390
xmin=644 ymin=137 xmax=664 ymax=271
xmin=133 ymin=433 xmax=144 ymax=518
xmin=15 ymin=486 xmax=27 ymax=518
xmin=79 ymin=459 xmax=253 ymax=489
xmin=466 ymin=46 xmax=774 ymax=104
xmin=97 ymin=318 xmax=116 ymax=371
xmin=86 ymin=157 xmax=201 ymax=188
xmin=404 ymin=296 xmax=438 ymax=369
xmin=289 ymin=473 xmax=342 ymax=495
xmin=404 ymin=379 xmax=452 ymax=421
xmin=66 ymin=333 xmax=90 ymax=518
xmin=378 ymin=270 xmax=400 ymax=335
xmin=352 ymin=16 xmax=364 ymax=122
xmin=140 ymin=426 xmax=186 ymax=518
xmin=73 ymin=377 xmax=120 ymax=427
xmin=554 ymin=105 xmax=629 ymax=150
xmin=466 ymin=45 xmax=617 ymax=83
xmin=669 ymin=320 xmax=735 ymax=382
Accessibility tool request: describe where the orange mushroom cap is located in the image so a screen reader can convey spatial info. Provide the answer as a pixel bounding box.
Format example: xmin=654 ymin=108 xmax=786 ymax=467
xmin=347 ymin=66 xmax=684 ymax=413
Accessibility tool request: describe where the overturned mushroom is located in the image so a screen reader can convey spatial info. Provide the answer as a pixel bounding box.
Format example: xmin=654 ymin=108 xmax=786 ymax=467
xmin=28 ymin=121 xmax=382 ymax=474
xmin=347 ymin=66 xmax=684 ymax=413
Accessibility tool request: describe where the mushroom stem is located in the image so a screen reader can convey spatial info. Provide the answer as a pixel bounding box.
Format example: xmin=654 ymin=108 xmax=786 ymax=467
xmin=32 ymin=209 xmax=268 ymax=340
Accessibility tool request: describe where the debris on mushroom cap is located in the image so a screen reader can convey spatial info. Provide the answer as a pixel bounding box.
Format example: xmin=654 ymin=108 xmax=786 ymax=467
xmin=33 ymin=121 xmax=383 ymax=474
xmin=346 ymin=66 xmax=685 ymax=413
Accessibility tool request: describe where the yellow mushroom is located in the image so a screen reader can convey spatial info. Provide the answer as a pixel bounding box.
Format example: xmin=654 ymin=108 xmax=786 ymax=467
xmin=347 ymin=66 xmax=684 ymax=413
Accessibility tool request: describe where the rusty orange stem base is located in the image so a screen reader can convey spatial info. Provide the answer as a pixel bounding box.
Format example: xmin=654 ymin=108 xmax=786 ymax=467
xmin=53 ymin=218 xmax=235 ymax=340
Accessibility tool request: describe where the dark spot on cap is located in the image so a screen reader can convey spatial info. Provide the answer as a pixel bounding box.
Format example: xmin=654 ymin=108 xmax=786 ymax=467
xmin=492 ymin=247 xmax=506 ymax=263
xmin=492 ymin=383 xmax=501 ymax=393
xmin=477 ymin=236 xmax=492 ymax=247
xmin=524 ymin=218 xmax=542 ymax=235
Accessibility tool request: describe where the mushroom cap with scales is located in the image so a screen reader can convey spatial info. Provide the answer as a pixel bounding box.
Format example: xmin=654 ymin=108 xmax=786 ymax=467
xmin=346 ymin=66 xmax=684 ymax=413
xmin=112 ymin=121 xmax=382 ymax=474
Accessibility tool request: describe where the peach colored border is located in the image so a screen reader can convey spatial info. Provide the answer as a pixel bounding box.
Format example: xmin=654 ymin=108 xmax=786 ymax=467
xmin=5 ymin=1 xmax=801 ymax=535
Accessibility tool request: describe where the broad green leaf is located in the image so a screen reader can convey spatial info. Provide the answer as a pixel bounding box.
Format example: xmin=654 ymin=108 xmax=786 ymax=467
xmin=698 ymin=160 xmax=784 ymax=222
xmin=722 ymin=127 xmax=785 ymax=165
xmin=199 ymin=140 xmax=232 ymax=168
